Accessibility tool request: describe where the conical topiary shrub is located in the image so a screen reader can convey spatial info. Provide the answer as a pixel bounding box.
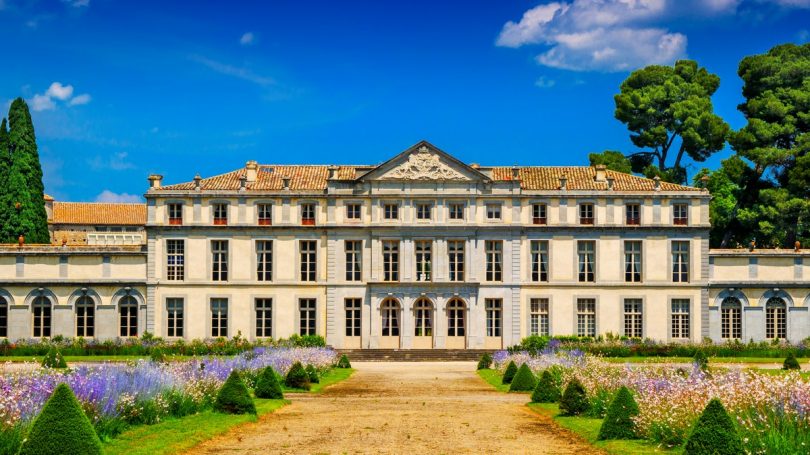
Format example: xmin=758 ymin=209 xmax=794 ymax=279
xmin=559 ymin=378 xmax=589 ymax=416
xmin=531 ymin=370 xmax=561 ymax=403
xmin=150 ymin=347 xmax=166 ymax=363
xmin=254 ymin=366 xmax=284 ymax=399
xmin=684 ymin=398 xmax=744 ymax=455
xmin=337 ymin=354 xmax=351 ymax=368
xmin=502 ymin=361 xmax=518 ymax=384
xmin=285 ymin=361 xmax=311 ymax=390
xmin=509 ymin=364 xmax=537 ymax=392
xmin=597 ymin=386 xmax=639 ymax=440
xmin=213 ymin=371 xmax=256 ymax=414
xmin=783 ymin=353 xmax=801 ymax=370
xmin=41 ymin=347 xmax=67 ymax=369
xmin=305 ymin=364 xmax=320 ymax=384
xmin=477 ymin=353 xmax=493 ymax=370
xmin=693 ymin=350 xmax=709 ymax=373
xmin=19 ymin=383 xmax=102 ymax=455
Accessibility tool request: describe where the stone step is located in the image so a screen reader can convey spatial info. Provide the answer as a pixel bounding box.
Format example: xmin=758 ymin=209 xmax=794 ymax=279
xmin=336 ymin=349 xmax=497 ymax=362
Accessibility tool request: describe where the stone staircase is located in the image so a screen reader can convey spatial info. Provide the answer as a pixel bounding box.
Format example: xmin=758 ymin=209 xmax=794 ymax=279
xmin=336 ymin=349 xmax=496 ymax=362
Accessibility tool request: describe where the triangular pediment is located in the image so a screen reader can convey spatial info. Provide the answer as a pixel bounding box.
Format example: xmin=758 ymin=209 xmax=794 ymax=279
xmin=359 ymin=141 xmax=489 ymax=182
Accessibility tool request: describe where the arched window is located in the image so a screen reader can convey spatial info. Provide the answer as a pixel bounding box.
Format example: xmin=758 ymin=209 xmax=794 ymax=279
xmin=381 ymin=299 xmax=400 ymax=337
xmin=766 ymin=297 xmax=787 ymax=339
xmin=0 ymin=295 xmax=7 ymax=338
xmin=76 ymin=295 xmax=95 ymax=337
xmin=720 ymin=297 xmax=742 ymax=340
xmin=33 ymin=296 xmax=52 ymax=338
xmin=447 ymin=299 xmax=466 ymax=337
xmin=414 ymin=299 xmax=433 ymax=337
xmin=120 ymin=295 xmax=138 ymax=337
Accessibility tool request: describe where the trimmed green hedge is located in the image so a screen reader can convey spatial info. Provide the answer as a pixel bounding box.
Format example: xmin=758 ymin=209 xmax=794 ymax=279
xmin=684 ymin=398 xmax=744 ymax=455
xmin=597 ymin=386 xmax=639 ymax=440
xmin=783 ymin=353 xmax=801 ymax=370
xmin=40 ymin=347 xmax=67 ymax=369
xmin=213 ymin=371 xmax=256 ymax=415
xmin=531 ymin=370 xmax=561 ymax=403
xmin=254 ymin=366 xmax=284 ymax=399
xmin=559 ymin=378 xmax=589 ymax=416
xmin=477 ymin=353 xmax=493 ymax=370
xmin=305 ymin=364 xmax=320 ymax=384
xmin=509 ymin=364 xmax=537 ymax=392
xmin=19 ymin=383 xmax=102 ymax=455
xmin=502 ymin=361 xmax=518 ymax=385
xmin=337 ymin=354 xmax=352 ymax=368
xmin=285 ymin=361 xmax=310 ymax=390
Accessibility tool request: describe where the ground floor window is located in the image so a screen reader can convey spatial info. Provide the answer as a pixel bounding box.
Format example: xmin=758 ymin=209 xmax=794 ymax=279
xmin=255 ymin=298 xmax=272 ymax=338
xmin=33 ymin=296 xmax=52 ymax=338
xmin=671 ymin=299 xmax=690 ymax=339
xmin=0 ymin=297 xmax=6 ymax=338
xmin=75 ymin=295 xmax=95 ymax=338
xmin=119 ymin=295 xmax=138 ymax=337
xmin=210 ymin=298 xmax=228 ymax=338
xmin=766 ymin=297 xmax=787 ymax=339
xmin=381 ymin=299 xmax=400 ymax=336
xmin=721 ymin=297 xmax=742 ymax=340
xmin=345 ymin=298 xmax=361 ymax=337
xmin=447 ymin=299 xmax=466 ymax=337
xmin=485 ymin=299 xmax=502 ymax=337
xmin=414 ymin=298 xmax=432 ymax=337
xmin=576 ymin=299 xmax=596 ymax=337
xmin=623 ymin=299 xmax=643 ymax=339
xmin=299 ymin=298 xmax=317 ymax=335
xmin=166 ymin=298 xmax=184 ymax=337
xmin=529 ymin=298 xmax=549 ymax=336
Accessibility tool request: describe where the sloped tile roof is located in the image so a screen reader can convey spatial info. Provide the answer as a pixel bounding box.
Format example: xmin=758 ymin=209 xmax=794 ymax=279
xmin=51 ymin=202 xmax=147 ymax=225
xmin=159 ymin=165 xmax=363 ymax=191
xmin=489 ymin=167 xmax=699 ymax=192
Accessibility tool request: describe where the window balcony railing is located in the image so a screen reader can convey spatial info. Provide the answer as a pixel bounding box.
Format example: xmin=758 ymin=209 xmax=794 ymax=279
xmin=301 ymin=218 xmax=315 ymax=226
xmin=258 ymin=218 xmax=272 ymax=226
xmin=168 ymin=217 xmax=183 ymax=226
xmin=213 ymin=218 xmax=228 ymax=226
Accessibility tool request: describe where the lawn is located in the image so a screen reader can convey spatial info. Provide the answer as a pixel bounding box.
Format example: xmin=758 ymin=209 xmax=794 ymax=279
xmin=476 ymin=368 xmax=511 ymax=392
xmin=602 ymin=356 xmax=807 ymax=364
xmin=283 ymin=367 xmax=355 ymax=393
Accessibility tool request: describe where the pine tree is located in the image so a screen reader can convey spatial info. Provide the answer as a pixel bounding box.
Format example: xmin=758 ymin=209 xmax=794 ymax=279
xmin=0 ymin=119 xmax=10 ymax=238
xmin=6 ymin=98 xmax=50 ymax=244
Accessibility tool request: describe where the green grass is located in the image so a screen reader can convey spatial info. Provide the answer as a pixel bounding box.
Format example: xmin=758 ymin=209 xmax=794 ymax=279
xmin=602 ymin=356 xmax=807 ymax=364
xmin=476 ymin=369 xmax=512 ymax=393
xmin=528 ymin=403 xmax=682 ymax=455
xmin=102 ymin=398 xmax=286 ymax=455
xmin=282 ymin=367 xmax=354 ymax=393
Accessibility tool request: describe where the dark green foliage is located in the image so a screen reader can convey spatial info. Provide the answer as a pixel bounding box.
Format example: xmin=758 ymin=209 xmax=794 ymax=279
xmin=477 ymin=352 xmax=492 ymax=370
xmin=559 ymin=378 xmax=589 ymax=416
xmin=19 ymin=383 xmax=102 ymax=455
xmin=502 ymin=361 xmax=518 ymax=384
xmin=589 ymin=150 xmax=633 ymax=174
xmin=41 ymin=347 xmax=67 ymax=369
xmin=509 ymin=364 xmax=537 ymax=392
xmin=150 ymin=347 xmax=166 ymax=363
xmin=4 ymin=98 xmax=50 ymax=244
xmin=684 ymin=398 xmax=744 ymax=455
xmin=284 ymin=361 xmax=310 ymax=390
xmin=213 ymin=371 xmax=256 ymax=415
xmin=694 ymin=350 xmax=709 ymax=372
xmin=597 ymin=386 xmax=639 ymax=440
xmin=0 ymin=119 xmax=10 ymax=238
xmin=783 ymin=353 xmax=801 ymax=370
xmin=305 ymin=364 xmax=320 ymax=384
xmin=254 ymin=366 xmax=284 ymax=399
xmin=336 ymin=354 xmax=351 ymax=368
xmin=531 ymin=370 xmax=561 ymax=403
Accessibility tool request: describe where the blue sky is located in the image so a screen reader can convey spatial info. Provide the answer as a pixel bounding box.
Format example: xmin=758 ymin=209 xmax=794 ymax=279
xmin=1 ymin=0 xmax=808 ymax=202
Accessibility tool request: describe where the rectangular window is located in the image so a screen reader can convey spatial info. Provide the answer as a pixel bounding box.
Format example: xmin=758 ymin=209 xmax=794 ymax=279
xmin=485 ymin=299 xmax=502 ymax=337
xmin=530 ymin=240 xmax=549 ymax=282
xmin=671 ymin=299 xmax=690 ymax=339
xmin=449 ymin=203 xmax=464 ymax=220
xmin=530 ymin=298 xmax=550 ymax=336
xmin=486 ymin=203 xmax=502 ymax=220
xmin=346 ymin=203 xmax=361 ymax=220
xmin=383 ymin=203 xmax=399 ymax=220
xmin=213 ymin=203 xmax=228 ymax=225
xmin=168 ymin=203 xmax=183 ymax=225
xmin=345 ymin=240 xmax=362 ymax=281
xmin=415 ymin=240 xmax=432 ymax=281
xmin=299 ymin=298 xmax=316 ymax=335
xmin=579 ymin=203 xmax=594 ymax=225
xmin=301 ymin=203 xmax=316 ymax=225
xmin=255 ymin=298 xmax=272 ymax=338
xmin=416 ymin=203 xmax=432 ymax=220
xmin=672 ymin=241 xmax=690 ymax=283
xmin=673 ymin=203 xmax=689 ymax=225
xmin=448 ymin=240 xmax=465 ymax=282
xmin=345 ymin=298 xmax=361 ymax=337
xmin=300 ymin=240 xmax=317 ymax=282
xmin=624 ymin=241 xmax=642 ymax=283
xmin=211 ymin=240 xmax=229 ymax=281
xmin=532 ymin=203 xmax=547 ymax=225
xmin=210 ymin=298 xmax=228 ymax=338
xmin=75 ymin=297 xmax=95 ymax=338
xmin=166 ymin=239 xmax=185 ymax=281
xmin=576 ymin=299 xmax=596 ymax=337
xmin=383 ymin=240 xmax=400 ymax=282
xmin=577 ymin=240 xmax=596 ymax=282
xmin=166 ymin=298 xmax=184 ymax=337
xmin=0 ymin=298 xmax=7 ymax=338
xmin=257 ymin=203 xmax=272 ymax=225
xmin=256 ymin=240 xmax=273 ymax=281
xmin=485 ymin=240 xmax=503 ymax=282
xmin=626 ymin=204 xmax=640 ymax=225
xmin=623 ymin=299 xmax=643 ymax=338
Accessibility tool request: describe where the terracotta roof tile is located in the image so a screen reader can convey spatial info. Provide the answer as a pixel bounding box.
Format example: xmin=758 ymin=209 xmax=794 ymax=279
xmin=51 ymin=202 xmax=147 ymax=225
xmin=490 ymin=167 xmax=699 ymax=192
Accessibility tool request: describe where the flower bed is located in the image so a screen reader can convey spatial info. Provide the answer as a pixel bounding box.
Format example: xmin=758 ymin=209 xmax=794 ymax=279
xmin=0 ymin=347 xmax=337 ymax=452
xmin=495 ymin=350 xmax=810 ymax=453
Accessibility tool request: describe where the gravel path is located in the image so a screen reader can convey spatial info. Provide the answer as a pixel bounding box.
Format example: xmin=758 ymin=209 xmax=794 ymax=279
xmin=185 ymin=361 xmax=602 ymax=454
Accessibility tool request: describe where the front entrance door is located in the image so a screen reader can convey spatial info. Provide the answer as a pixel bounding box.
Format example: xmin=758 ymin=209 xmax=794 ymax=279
xmin=446 ymin=298 xmax=467 ymax=349
xmin=380 ymin=298 xmax=401 ymax=348
xmin=413 ymin=298 xmax=434 ymax=349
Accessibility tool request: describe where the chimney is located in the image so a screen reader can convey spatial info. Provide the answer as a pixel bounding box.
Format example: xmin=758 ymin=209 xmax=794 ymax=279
xmin=606 ymin=176 xmax=615 ymax=191
xmin=470 ymin=163 xmax=480 ymax=169
xmin=653 ymin=175 xmax=661 ymax=191
xmin=282 ymin=176 xmax=291 ymax=190
xmin=559 ymin=174 xmax=568 ymax=191
xmin=245 ymin=161 xmax=259 ymax=183
xmin=594 ymin=164 xmax=607 ymax=182
xmin=193 ymin=174 xmax=202 ymax=191
xmin=327 ymin=165 xmax=339 ymax=180
xmin=700 ymin=175 xmax=710 ymax=192
xmin=239 ymin=175 xmax=247 ymax=192
xmin=148 ymin=174 xmax=163 ymax=189
xmin=511 ymin=165 xmax=520 ymax=180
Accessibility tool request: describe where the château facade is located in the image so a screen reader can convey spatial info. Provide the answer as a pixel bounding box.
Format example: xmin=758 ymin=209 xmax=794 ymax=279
xmin=0 ymin=141 xmax=808 ymax=347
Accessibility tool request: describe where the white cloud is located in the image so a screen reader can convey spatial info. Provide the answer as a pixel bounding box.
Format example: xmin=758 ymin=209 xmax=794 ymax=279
xmin=45 ymin=82 xmax=74 ymax=101
xmin=534 ymin=76 xmax=556 ymax=88
xmin=240 ymin=32 xmax=255 ymax=45
xmin=88 ymin=152 xmax=135 ymax=171
xmin=69 ymin=93 xmax=91 ymax=106
xmin=95 ymin=190 xmax=142 ymax=203
xmin=62 ymin=0 xmax=90 ymax=7
xmin=770 ymin=0 xmax=810 ymax=7
xmin=30 ymin=94 xmax=56 ymax=112
xmin=189 ymin=54 xmax=275 ymax=86
xmin=28 ymin=82 xmax=91 ymax=111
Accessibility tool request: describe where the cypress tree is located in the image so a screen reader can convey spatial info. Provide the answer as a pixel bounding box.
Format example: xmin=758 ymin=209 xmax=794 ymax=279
xmin=6 ymin=98 xmax=50 ymax=244
xmin=0 ymin=119 xmax=10 ymax=236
